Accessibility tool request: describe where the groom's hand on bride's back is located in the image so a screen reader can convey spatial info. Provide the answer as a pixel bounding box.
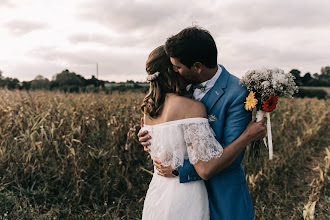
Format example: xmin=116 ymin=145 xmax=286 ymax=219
xmin=138 ymin=117 xmax=151 ymax=152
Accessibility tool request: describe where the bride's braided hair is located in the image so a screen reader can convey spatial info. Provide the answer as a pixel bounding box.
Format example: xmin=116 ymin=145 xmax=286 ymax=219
xmin=141 ymin=45 xmax=191 ymax=118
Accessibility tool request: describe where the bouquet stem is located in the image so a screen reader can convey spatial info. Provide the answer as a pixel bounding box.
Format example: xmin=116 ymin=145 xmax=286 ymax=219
xmin=249 ymin=140 xmax=261 ymax=160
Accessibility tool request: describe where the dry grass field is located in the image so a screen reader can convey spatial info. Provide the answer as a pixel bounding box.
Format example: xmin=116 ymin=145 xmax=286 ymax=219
xmin=0 ymin=89 xmax=329 ymax=219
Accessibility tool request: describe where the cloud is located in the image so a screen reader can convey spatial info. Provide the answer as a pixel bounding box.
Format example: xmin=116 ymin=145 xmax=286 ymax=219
xmin=212 ymin=0 xmax=330 ymax=32
xmin=0 ymin=0 xmax=12 ymax=7
xmin=3 ymin=20 xmax=48 ymax=36
xmin=217 ymin=25 xmax=330 ymax=77
xmin=67 ymin=29 xmax=176 ymax=51
xmin=30 ymin=46 xmax=94 ymax=65
xmin=78 ymin=0 xmax=214 ymax=33
xmin=2 ymin=0 xmax=330 ymax=82
xmin=79 ymin=0 xmax=177 ymax=32
xmin=79 ymin=0 xmax=330 ymax=35
xmin=68 ymin=33 xmax=110 ymax=45
xmin=74 ymin=0 xmax=221 ymax=53
xmin=76 ymin=0 xmax=330 ymax=53
xmin=28 ymin=46 xmax=148 ymax=80
xmin=68 ymin=32 xmax=142 ymax=48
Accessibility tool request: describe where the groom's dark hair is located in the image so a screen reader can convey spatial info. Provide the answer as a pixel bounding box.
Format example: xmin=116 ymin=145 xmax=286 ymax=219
xmin=165 ymin=26 xmax=218 ymax=68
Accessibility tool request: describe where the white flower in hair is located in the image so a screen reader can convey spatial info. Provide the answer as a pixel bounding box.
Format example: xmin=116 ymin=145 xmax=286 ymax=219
xmin=146 ymin=71 xmax=160 ymax=81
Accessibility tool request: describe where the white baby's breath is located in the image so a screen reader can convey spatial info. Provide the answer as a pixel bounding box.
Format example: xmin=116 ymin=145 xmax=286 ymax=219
xmin=240 ymin=67 xmax=298 ymax=101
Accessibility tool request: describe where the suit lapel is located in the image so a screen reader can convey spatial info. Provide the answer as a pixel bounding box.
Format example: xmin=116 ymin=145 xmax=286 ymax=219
xmin=201 ymin=64 xmax=230 ymax=112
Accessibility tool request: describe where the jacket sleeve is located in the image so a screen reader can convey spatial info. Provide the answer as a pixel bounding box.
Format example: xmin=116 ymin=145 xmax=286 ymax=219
xmin=178 ymin=88 xmax=251 ymax=182
xmin=221 ymin=89 xmax=251 ymax=171
xmin=178 ymin=159 xmax=202 ymax=183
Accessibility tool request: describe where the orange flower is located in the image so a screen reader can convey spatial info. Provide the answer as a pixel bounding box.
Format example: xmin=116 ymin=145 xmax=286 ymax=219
xmin=262 ymin=95 xmax=278 ymax=112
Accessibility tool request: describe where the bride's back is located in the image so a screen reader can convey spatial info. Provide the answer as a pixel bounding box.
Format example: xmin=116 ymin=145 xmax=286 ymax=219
xmin=144 ymin=93 xmax=207 ymax=126
xmin=142 ymin=93 xmax=213 ymax=220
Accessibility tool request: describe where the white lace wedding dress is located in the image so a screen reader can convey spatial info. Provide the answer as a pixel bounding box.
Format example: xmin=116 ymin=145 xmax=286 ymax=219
xmin=141 ymin=118 xmax=223 ymax=220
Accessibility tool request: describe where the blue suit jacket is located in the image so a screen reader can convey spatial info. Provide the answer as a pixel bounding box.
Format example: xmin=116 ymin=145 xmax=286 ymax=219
xmin=178 ymin=65 xmax=254 ymax=220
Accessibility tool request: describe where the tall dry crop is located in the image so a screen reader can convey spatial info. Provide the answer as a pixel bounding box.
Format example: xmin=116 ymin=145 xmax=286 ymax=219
xmin=0 ymin=90 xmax=152 ymax=219
xmin=243 ymin=98 xmax=329 ymax=219
xmin=0 ymin=89 xmax=329 ymax=219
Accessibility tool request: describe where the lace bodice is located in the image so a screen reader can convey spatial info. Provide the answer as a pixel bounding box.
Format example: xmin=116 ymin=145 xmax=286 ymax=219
xmin=141 ymin=117 xmax=223 ymax=169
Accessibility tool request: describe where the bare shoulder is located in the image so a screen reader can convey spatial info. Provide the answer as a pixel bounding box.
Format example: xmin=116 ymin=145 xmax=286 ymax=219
xmin=165 ymin=94 xmax=207 ymax=119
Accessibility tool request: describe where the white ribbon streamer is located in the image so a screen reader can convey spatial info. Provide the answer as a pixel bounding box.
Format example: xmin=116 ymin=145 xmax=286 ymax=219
xmin=266 ymin=112 xmax=273 ymax=160
xmin=256 ymin=110 xmax=273 ymax=160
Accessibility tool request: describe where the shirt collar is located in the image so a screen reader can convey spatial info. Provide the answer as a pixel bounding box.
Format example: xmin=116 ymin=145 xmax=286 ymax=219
xmin=201 ymin=65 xmax=222 ymax=89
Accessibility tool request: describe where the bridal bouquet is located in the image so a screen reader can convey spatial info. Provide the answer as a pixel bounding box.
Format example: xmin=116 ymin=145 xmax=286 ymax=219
xmin=240 ymin=68 xmax=298 ymax=160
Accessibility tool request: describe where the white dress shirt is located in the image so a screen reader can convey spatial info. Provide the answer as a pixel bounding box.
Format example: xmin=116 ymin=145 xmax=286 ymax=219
xmin=187 ymin=65 xmax=222 ymax=101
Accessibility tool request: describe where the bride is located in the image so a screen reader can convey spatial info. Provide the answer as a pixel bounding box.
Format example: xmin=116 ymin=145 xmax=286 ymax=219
xmin=141 ymin=46 xmax=266 ymax=219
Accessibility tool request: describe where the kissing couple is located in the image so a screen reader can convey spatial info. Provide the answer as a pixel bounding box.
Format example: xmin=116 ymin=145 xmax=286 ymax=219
xmin=138 ymin=26 xmax=266 ymax=220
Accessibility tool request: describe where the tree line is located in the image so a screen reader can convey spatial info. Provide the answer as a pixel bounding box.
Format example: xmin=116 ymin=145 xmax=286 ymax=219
xmin=0 ymin=69 xmax=106 ymax=92
xmin=1 ymin=66 xmax=329 ymax=92
xmin=290 ymin=66 xmax=330 ymax=87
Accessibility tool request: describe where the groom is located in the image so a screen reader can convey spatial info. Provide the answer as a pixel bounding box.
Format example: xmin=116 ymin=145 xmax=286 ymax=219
xmin=139 ymin=27 xmax=258 ymax=219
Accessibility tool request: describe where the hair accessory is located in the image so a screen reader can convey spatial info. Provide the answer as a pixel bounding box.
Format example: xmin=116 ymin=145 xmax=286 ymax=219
xmin=146 ymin=71 xmax=160 ymax=81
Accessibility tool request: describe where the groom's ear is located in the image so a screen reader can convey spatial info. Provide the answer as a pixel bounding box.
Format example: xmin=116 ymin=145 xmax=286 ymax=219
xmin=193 ymin=62 xmax=203 ymax=74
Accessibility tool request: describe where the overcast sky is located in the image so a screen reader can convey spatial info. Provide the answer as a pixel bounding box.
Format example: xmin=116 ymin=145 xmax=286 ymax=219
xmin=1 ymin=0 xmax=330 ymax=82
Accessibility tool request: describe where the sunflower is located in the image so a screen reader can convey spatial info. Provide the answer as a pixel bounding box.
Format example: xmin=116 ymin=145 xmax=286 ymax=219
xmin=262 ymin=95 xmax=278 ymax=112
xmin=245 ymin=91 xmax=258 ymax=111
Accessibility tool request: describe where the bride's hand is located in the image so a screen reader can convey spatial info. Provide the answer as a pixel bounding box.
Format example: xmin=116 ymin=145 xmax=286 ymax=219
xmin=154 ymin=158 xmax=175 ymax=178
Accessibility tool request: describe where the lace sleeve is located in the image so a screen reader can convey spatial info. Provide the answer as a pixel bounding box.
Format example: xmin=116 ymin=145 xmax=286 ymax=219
xmin=182 ymin=122 xmax=223 ymax=164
